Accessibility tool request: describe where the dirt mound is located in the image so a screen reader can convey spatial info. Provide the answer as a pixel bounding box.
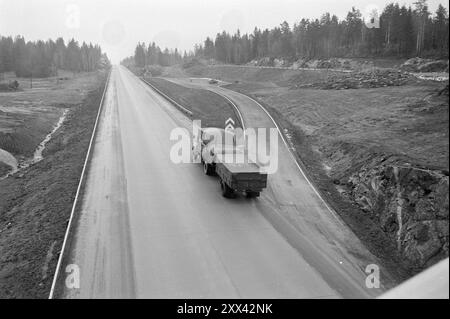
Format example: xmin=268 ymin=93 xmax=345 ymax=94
xmin=182 ymin=58 xmax=204 ymax=69
xmin=292 ymin=69 xmax=415 ymax=90
xmin=401 ymin=58 xmax=449 ymax=73
xmin=247 ymin=57 xmax=377 ymax=71
xmin=293 ymin=58 xmax=358 ymax=70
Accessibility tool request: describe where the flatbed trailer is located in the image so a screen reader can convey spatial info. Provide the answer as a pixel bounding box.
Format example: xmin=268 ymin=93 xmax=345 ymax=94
xmin=215 ymin=161 xmax=267 ymax=198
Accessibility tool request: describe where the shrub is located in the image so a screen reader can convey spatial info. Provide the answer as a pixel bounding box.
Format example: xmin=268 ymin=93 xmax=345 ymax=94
xmin=146 ymin=65 xmax=162 ymax=76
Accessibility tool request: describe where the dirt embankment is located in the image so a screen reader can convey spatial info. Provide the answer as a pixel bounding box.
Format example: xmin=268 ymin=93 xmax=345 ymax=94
xmin=0 ymin=71 xmax=104 ymax=176
xmin=173 ymin=61 xmax=449 ymax=276
xmin=0 ymin=71 xmax=107 ymax=298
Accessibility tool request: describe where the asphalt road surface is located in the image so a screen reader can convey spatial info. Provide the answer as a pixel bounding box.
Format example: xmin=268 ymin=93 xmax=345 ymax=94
xmin=59 ymin=66 xmax=389 ymax=298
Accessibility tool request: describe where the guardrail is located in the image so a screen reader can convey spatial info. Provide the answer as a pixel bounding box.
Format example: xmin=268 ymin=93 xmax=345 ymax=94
xmin=48 ymin=69 xmax=111 ymax=299
xmin=141 ymin=77 xmax=193 ymax=117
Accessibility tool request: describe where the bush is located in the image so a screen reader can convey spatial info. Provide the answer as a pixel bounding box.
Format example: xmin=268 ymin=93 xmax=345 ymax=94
xmin=182 ymin=58 xmax=201 ymax=69
xmin=146 ymin=65 xmax=162 ymax=76
xmin=0 ymin=80 xmax=20 ymax=92
xmin=10 ymin=80 xmax=19 ymax=90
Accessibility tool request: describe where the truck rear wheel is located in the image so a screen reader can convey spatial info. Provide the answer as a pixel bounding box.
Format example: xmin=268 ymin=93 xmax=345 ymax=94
xmin=246 ymin=191 xmax=260 ymax=198
xmin=203 ymin=162 xmax=215 ymax=175
xmin=220 ymin=180 xmax=235 ymax=198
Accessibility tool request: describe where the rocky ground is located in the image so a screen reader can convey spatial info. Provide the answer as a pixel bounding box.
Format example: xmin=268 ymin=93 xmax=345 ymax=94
xmin=245 ymin=57 xmax=398 ymax=70
xmin=246 ymin=56 xmax=449 ymax=73
xmin=348 ymin=157 xmax=448 ymax=271
xmin=0 ymin=70 xmax=107 ymax=298
xmin=291 ymin=69 xmax=418 ymax=90
xmin=400 ymin=57 xmax=449 ymax=73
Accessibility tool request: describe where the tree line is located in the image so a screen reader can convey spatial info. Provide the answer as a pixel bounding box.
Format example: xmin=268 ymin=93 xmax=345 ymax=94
xmin=0 ymin=36 xmax=108 ymax=78
xmin=197 ymin=1 xmax=448 ymax=64
xmin=128 ymin=0 xmax=448 ymax=68
xmin=126 ymin=42 xmax=189 ymax=68
xmin=198 ymin=1 xmax=448 ymax=64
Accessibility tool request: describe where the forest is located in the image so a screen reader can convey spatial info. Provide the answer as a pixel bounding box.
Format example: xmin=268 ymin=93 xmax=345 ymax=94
xmin=128 ymin=0 xmax=448 ymax=67
xmin=0 ymin=36 xmax=108 ymax=78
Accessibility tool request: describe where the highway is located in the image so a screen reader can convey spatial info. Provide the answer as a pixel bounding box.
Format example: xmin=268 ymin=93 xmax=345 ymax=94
xmin=58 ymin=65 xmax=389 ymax=298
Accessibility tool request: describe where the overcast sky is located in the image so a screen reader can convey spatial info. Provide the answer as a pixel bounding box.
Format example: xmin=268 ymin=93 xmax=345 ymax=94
xmin=0 ymin=0 xmax=448 ymax=63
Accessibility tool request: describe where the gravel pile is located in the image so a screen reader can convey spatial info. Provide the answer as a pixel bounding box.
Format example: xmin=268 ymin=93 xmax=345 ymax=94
xmin=293 ymin=69 xmax=415 ymax=90
xmin=400 ymin=58 xmax=449 ymax=73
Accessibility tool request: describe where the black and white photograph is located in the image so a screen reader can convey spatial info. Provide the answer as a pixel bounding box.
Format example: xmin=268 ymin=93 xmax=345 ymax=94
xmin=0 ymin=0 xmax=448 ymax=306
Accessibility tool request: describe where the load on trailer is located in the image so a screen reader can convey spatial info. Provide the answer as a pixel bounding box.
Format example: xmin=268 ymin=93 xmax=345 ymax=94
xmin=192 ymin=127 xmax=268 ymax=198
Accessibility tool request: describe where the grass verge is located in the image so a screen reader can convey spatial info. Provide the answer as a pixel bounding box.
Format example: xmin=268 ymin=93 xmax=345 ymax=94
xmin=144 ymin=77 xmax=243 ymax=129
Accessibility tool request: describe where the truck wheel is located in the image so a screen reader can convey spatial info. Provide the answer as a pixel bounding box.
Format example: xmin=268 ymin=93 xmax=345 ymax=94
xmin=246 ymin=191 xmax=260 ymax=198
xmin=203 ymin=162 xmax=214 ymax=175
xmin=221 ymin=180 xmax=235 ymax=198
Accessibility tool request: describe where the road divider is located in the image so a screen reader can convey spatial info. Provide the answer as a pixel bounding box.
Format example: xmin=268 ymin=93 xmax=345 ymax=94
xmin=141 ymin=77 xmax=193 ymax=117
xmin=207 ymin=89 xmax=246 ymax=131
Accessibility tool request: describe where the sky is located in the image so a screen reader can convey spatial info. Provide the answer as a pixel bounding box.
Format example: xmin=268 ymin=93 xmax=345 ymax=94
xmin=0 ymin=0 xmax=448 ymax=63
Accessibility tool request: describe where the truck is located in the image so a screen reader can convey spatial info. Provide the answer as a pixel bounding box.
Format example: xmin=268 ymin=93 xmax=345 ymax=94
xmin=193 ymin=127 xmax=268 ymax=198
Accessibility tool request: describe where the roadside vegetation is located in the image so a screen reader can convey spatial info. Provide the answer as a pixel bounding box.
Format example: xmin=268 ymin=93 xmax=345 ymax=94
xmin=0 ymin=35 xmax=109 ymax=79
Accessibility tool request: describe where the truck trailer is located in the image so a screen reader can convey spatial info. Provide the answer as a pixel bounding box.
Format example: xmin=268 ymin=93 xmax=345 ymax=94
xmin=193 ymin=127 xmax=268 ymax=198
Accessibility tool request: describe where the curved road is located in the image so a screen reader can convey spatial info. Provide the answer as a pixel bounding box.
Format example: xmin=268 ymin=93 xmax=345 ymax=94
xmin=58 ymin=66 xmax=389 ymax=298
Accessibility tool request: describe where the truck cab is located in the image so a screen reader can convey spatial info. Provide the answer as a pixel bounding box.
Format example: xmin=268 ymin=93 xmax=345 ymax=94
xmin=193 ymin=127 xmax=237 ymax=174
